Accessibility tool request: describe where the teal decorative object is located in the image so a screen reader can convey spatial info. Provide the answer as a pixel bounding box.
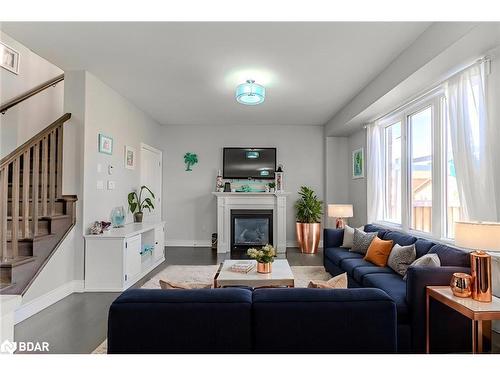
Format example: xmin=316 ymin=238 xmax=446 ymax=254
xmin=239 ymin=184 xmax=251 ymax=192
xmin=184 ymin=152 xmax=198 ymax=171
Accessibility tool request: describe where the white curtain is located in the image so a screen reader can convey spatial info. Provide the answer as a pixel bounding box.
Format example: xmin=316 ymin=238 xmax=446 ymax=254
xmin=446 ymin=62 xmax=498 ymax=222
xmin=366 ymin=122 xmax=384 ymax=223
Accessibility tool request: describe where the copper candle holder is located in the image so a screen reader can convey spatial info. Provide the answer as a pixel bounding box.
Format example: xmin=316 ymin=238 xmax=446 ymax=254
xmin=450 ymin=272 xmax=472 ymax=298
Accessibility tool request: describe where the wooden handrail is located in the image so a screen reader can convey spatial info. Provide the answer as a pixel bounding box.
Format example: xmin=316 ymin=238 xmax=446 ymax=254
xmin=0 ymin=74 xmax=64 ymax=115
xmin=0 ymin=113 xmax=71 ymax=169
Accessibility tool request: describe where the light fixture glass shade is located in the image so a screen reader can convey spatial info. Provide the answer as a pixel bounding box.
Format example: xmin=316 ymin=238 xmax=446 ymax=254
xmin=455 ymin=221 xmax=500 ymax=251
xmin=328 ymin=204 xmax=353 ymax=218
xmin=235 ymin=80 xmax=265 ymax=105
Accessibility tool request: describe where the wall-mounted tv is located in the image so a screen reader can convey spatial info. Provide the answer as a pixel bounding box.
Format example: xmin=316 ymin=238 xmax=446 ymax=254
xmin=223 ymin=148 xmax=276 ymax=180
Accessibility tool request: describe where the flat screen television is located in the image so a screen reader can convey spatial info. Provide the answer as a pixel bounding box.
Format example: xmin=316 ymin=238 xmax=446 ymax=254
xmin=223 ymin=148 xmax=276 ymax=180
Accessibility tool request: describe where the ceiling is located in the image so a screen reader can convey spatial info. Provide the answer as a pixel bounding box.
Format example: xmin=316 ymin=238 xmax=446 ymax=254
xmin=2 ymin=22 xmax=431 ymax=126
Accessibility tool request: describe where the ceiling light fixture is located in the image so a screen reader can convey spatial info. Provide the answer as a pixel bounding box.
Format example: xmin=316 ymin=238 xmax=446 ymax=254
xmin=235 ymin=80 xmax=265 ymax=105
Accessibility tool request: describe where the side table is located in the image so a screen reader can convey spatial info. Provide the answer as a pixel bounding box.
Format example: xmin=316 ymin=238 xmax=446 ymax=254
xmin=426 ymin=286 xmax=500 ymax=353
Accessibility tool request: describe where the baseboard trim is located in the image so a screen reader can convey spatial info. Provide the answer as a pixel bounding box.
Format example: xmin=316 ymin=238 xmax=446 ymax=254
xmin=168 ymin=240 xmax=323 ymax=249
xmin=15 ymin=280 xmax=84 ymax=325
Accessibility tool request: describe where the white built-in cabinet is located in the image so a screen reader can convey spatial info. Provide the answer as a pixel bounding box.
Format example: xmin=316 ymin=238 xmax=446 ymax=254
xmin=84 ymin=222 xmax=165 ymax=291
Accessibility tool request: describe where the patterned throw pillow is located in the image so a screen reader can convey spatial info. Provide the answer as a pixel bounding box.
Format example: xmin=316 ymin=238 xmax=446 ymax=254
xmin=403 ymin=253 xmax=441 ymax=280
xmin=350 ymin=229 xmax=377 ymax=255
xmin=308 ymin=272 xmax=348 ymax=289
xmin=387 ymin=244 xmax=416 ymax=277
xmin=341 ymin=225 xmax=365 ymax=248
xmin=159 ymin=279 xmax=212 ymax=289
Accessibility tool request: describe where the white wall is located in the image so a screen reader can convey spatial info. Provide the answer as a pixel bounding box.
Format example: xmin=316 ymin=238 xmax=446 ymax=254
xmin=324 ymin=136 xmax=349 ymax=228
xmin=0 ymin=31 xmax=64 ymax=158
xmin=160 ymin=125 xmax=324 ymax=246
xmin=82 ymin=72 xmax=163 ymax=231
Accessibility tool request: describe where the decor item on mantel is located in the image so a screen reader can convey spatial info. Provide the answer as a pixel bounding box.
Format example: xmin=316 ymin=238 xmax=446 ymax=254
xmin=110 ymin=206 xmax=126 ymax=228
xmin=275 ymin=164 xmax=284 ymax=192
xmin=247 ymin=244 xmax=276 ymax=273
xmin=268 ymin=182 xmax=276 ymax=193
xmin=184 ymin=152 xmax=198 ymax=171
xmin=128 ymin=185 xmax=155 ymax=223
xmin=215 ymin=170 xmax=224 ymax=192
xmin=455 ymin=221 xmax=500 ymax=302
xmin=295 ymin=186 xmax=323 ymax=254
xmin=328 ymin=204 xmax=353 ymax=229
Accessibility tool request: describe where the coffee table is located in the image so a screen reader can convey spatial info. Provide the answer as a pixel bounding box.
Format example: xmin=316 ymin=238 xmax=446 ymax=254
xmin=213 ymin=259 xmax=295 ymax=288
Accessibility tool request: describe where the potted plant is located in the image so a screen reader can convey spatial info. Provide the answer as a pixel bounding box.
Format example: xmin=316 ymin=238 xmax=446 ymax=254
xmin=295 ymin=186 xmax=323 ymax=254
xmin=268 ymin=182 xmax=276 ymax=193
xmin=247 ymin=244 xmax=277 ymax=273
xmin=128 ymin=186 xmax=155 ymax=223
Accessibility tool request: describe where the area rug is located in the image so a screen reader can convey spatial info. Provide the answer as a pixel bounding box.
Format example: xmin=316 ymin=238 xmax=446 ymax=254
xmin=92 ymin=265 xmax=330 ymax=354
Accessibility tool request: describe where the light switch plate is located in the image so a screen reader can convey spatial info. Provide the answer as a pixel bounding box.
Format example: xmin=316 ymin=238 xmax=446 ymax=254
xmin=96 ymin=180 xmax=104 ymax=190
xmin=97 ymin=163 xmax=102 ymax=173
xmin=107 ymin=181 xmax=116 ymax=190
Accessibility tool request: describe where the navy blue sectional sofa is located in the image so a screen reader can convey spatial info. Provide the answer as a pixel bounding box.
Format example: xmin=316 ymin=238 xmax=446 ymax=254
xmin=108 ymin=287 xmax=397 ymax=353
xmin=323 ymin=224 xmax=472 ymax=353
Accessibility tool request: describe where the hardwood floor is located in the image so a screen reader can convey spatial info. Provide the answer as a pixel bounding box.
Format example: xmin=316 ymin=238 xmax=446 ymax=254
xmin=14 ymin=246 xmax=322 ymax=354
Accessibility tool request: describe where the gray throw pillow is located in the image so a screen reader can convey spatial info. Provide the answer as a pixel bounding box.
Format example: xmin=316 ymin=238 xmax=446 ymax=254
xmin=350 ymin=229 xmax=377 ymax=255
xmin=403 ymin=253 xmax=441 ymax=280
xmin=341 ymin=225 xmax=364 ymax=248
xmin=387 ymin=244 xmax=416 ymax=277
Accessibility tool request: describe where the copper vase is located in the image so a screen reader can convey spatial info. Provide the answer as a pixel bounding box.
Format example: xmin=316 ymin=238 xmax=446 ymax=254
xmin=470 ymin=250 xmax=492 ymax=302
xmin=257 ymin=262 xmax=272 ymax=274
xmin=301 ymin=223 xmax=321 ymax=254
xmin=450 ymin=272 xmax=472 ymax=298
xmin=296 ymin=222 xmax=304 ymax=251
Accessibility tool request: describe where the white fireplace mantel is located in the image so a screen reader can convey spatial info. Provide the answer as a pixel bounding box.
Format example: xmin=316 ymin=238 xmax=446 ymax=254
xmin=212 ymin=192 xmax=290 ymax=254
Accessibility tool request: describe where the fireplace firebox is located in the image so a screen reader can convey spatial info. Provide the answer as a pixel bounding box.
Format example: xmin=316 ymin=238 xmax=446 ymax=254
xmin=231 ymin=209 xmax=273 ymax=250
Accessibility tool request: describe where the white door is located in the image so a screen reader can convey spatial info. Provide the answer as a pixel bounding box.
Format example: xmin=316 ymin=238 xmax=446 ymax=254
xmin=125 ymin=235 xmax=141 ymax=284
xmin=140 ymin=144 xmax=162 ymax=223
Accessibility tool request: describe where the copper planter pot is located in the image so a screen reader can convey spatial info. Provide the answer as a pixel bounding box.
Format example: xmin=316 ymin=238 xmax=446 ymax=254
xmin=257 ymin=262 xmax=272 ymax=274
xmin=298 ymin=223 xmax=321 ymax=254
xmin=296 ymin=223 xmax=305 ymax=251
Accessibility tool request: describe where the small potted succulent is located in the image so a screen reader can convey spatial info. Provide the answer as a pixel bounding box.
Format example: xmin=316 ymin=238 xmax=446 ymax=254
xmin=128 ymin=185 xmax=155 ymax=223
xmin=268 ymin=182 xmax=276 ymax=193
xmin=247 ymin=244 xmax=277 ymax=273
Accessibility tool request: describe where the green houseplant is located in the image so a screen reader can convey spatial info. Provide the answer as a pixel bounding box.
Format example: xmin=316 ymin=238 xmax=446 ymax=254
xmin=128 ymin=186 xmax=155 ymax=223
xmin=295 ymin=186 xmax=323 ymax=254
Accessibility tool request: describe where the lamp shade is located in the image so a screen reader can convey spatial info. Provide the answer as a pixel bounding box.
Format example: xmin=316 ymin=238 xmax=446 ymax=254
xmin=235 ymin=80 xmax=265 ymax=105
xmin=328 ymin=204 xmax=353 ymax=218
xmin=455 ymin=221 xmax=500 ymax=252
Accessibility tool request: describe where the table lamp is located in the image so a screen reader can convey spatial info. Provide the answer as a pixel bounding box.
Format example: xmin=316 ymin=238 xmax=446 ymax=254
xmin=328 ymin=204 xmax=353 ymax=229
xmin=455 ymin=221 xmax=500 ymax=302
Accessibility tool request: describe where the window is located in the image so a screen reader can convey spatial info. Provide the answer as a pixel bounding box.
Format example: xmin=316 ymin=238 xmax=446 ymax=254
xmin=409 ymin=107 xmax=433 ymax=233
xmin=384 ymin=122 xmax=401 ymax=223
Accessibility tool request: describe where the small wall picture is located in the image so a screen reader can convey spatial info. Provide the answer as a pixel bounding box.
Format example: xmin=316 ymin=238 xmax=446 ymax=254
xmin=352 ymin=148 xmax=364 ymax=179
xmin=125 ymin=145 xmax=136 ymax=170
xmin=1 ymin=41 xmax=20 ymax=75
xmin=98 ymin=134 xmax=113 ymax=155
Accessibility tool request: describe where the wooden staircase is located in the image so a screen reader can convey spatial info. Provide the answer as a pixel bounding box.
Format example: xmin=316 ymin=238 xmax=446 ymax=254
xmin=0 ymin=113 xmax=77 ymax=295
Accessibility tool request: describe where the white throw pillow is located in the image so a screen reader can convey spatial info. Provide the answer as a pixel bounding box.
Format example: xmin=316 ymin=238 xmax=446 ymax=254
xmin=403 ymin=254 xmax=441 ymax=280
xmin=308 ymin=272 xmax=348 ymax=289
xmin=341 ymin=225 xmax=365 ymax=248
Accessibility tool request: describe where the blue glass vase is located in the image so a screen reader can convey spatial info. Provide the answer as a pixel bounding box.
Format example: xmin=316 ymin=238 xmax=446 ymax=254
xmin=111 ymin=206 xmax=125 ymax=228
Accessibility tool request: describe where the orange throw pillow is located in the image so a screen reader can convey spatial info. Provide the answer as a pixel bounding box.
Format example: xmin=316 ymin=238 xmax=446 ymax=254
xmin=364 ymin=237 xmax=394 ymax=267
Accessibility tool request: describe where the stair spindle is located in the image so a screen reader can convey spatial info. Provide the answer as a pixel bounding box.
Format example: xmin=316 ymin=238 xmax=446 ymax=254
xmin=0 ymin=167 xmax=7 ymax=261
xmin=11 ymin=158 xmax=20 ymax=259
xmin=22 ymin=149 xmax=31 ymax=238
xmin=41 ymin=136 xmax=48 ymax=216
xmin=49 ymin=130 xmax=56 ymax=216
xmin=32 ymin=142 xmax=40 ymax=237
xmin=56 ymin=125 xmax=63 ymax=198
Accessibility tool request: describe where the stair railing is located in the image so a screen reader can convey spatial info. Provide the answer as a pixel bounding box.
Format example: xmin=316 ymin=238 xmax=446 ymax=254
xmin=0 ymin=113 xmax=71 ymax=262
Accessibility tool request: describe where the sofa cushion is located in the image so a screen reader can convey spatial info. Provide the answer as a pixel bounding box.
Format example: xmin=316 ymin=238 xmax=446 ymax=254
xmin=324 ymin=247 xmax=363 ymax=266
xmin=364 ymin=224 xmax=389 ymax=239
xmin=308 ymin=273 xmax=347 ymax=289
xmin=414 ymin=239 xmax=435 ymax=259
xmin=351 ymin=229 xmax=378 ymax=254
xmin=387 ymin=244 xmax=416 ymax=277
xmin=428 ymin=244 xmax=470 ymax=267
xmin=340 ymin=258 xmax=376 ymax=276
xmin=362 ymin=273 xmax=409 ymax=323
xmin=352 ymin=266 xmax=395 ymax=283
xmin=383 ymin=231 xmax=417 ymax=246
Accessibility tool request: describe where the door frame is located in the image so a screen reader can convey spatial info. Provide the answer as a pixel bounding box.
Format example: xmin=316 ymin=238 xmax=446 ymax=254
xmin=140 ymin=142 xmax=163 ymax=220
